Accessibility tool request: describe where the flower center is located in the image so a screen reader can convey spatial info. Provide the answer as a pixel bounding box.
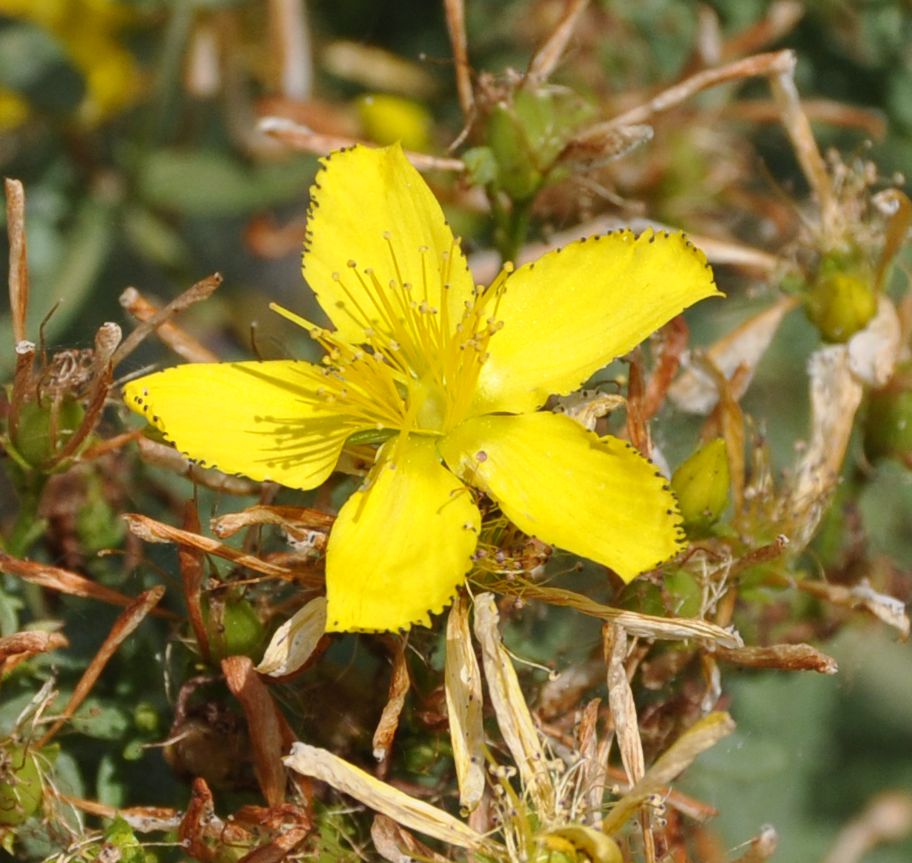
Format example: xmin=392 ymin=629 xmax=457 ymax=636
xmin=269 ymin=243 xmax=512 ymax=442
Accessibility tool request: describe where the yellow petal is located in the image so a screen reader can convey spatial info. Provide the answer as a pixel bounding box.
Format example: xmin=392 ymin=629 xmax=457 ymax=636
xmin=440 ymin=412 xmax=684 ymax=580
xmin=123 ymin=361 xmax=359 ymax=489
xmin=302 ymin=144 xmax=476 ymax=347
xmin=324 ymin=436 xmax=480 ymax=632
xmin=473 ymin=229 xmax=722 ymax=414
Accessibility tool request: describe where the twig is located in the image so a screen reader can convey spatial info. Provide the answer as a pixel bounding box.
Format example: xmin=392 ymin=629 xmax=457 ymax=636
xmin=258 ymin=117 xmax=465 ymax=172
xmin=113 ymin=273 xmax=222 ymax=366
xmin=5 ymin=178 xmax=29 ymax=344
xmin=444 ymin=0 xmax=474 ymax=121
xmin=526 ymin=0 xmax=589 ymax=86
xmin=119 ymin=287 xmax=219 ymax=363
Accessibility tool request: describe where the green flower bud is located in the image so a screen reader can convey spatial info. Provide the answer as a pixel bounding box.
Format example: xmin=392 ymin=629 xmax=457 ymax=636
xmin=486 ymin=102 xmax=544 ymax=201
xmin=204 ymin=595 xmax=266 ymax=662
xmin=671 ymin=438 xmax=731 ymax=532
xmin=0 ymin=743 xmax=43 ymax=826
xmin=864 ymin=368 xmax=912 ymax=465
xmin=10 ymin=397 xmax=84 ymax=467
xmin=804 ymin=254 xmax=877 ymax=343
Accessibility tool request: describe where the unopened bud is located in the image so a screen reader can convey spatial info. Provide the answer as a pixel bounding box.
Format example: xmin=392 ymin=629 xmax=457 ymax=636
xmin=671 ymin=437 xmax=730 ymax=533
xmin=804 ymin=255 xmax=877 ymax=343
xmin=11 ymin=398 xmax=85 ymax=468
xmin=863 ymin=366 xmax=912 ymax=466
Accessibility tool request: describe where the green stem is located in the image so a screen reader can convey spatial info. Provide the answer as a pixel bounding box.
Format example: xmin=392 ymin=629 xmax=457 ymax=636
xmin=490 ymin=189 xmax=534 ymax=264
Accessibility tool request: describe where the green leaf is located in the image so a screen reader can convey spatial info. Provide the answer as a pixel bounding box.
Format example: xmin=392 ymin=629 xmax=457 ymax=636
xmin=137 ymin=149 xmax=316 ymax=216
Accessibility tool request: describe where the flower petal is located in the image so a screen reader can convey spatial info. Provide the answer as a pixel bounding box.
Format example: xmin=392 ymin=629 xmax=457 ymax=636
xmin=439 ymin=411 xmax=684 ymax=580
xmin=302 ymin=144 xmax=476 ymax=346
xmin=473 ymin=229 xmax=722 ymax=414
xmin=123 ymin=361 xmax=359 ymax=489
xmin=325 ymin=436 xmax=480 ymax=632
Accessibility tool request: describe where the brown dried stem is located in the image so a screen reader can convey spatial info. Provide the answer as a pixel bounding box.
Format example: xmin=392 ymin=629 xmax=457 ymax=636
xmin=257 ymin=117 xmax=465 ymax=172
xmin=113 ymin=273 xmax=223 ymax=367
xmin=5 ymin=178 xmax=29 ymax=345
xmin=443 ymin=0 xmax=474 ymax=121
xmin=123 ymin=513 xmax=317 ymax=584
xmin=119 ymin=287 xmax=219 ymax=363
xmin=526 ymin=0 xmax=589 ymax=86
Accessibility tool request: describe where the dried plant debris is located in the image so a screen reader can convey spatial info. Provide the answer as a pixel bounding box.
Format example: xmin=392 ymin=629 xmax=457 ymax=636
xmin=1 ymin=3 xmax=911 ymax=861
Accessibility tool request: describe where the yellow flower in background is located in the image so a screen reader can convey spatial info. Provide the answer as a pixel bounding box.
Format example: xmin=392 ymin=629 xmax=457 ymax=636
xmin=0 ymin=0 xmax=140 ymax=124
xmin=124 ymin=144 xmax=720 ymax=633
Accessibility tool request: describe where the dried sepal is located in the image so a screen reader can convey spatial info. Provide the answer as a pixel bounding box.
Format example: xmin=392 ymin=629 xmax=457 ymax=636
xmin=601 ymin=712 xmax=736 ymax=835
xmin=284 ymin=742 xmax=486 ymax=850
xmin=603 ymin=625 xmax=645 ymax=786
xmin=444 ymin=592 xmax=485 ymax=812
xmin=669 ymin=296 xmax=799 ymax=415
xmin=222 ymin=656 xmax=296 ymax=808
xmin=473 ymin=592 xmax=554 ymax=814
xmin=257 ymin=597 xmax=328 ymax=677
xmin=486 ymin=578 xmax=743 ymax=648
xmin=372 ymin=636 xmax=411 ymax=765
xmin=714 ymin=642 xmax=838 ymax=674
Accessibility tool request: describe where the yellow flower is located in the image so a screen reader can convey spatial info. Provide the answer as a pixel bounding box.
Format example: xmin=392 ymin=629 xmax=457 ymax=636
xmin=0 ymin=0 xmax=140 ymax=124
xmin=124 ymin=144 xmax=720 ymax=633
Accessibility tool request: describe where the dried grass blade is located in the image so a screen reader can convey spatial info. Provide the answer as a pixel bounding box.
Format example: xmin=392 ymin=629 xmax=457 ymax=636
xmin=284 ymin=742 xmax=486 ymax=849
xmin=257 ymin=596 xmax=328 ymax=677
xmin=473 ymin=593 xmax=553 ymax=813
xmin=373 ymin=636 xmax=411 ymax=765
xmin=487 ymin=579 xmax=742 ymax=647
xmin=714 ymin=642 xmax=838 ymax=674
xmin=601 ymin=712 xmax=736 ymax=835
xmin=124 ymin=513 xmax=298 ymax=580
xmin=0 ymin=551 xmax=174 ymax=618
xmin=445 ymin=593 xmax=485 ymax=811
xmin=39 ymin=586 xmax=165 ymax=746
xmin=222 ymin=656 xmax=291 ymax=807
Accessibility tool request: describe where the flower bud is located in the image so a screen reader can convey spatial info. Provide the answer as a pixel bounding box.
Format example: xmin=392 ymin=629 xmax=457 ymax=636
xmin=671 ymin=438 xmax=730 ymax=532
xmin=10 ymin=398 xmax=85 ymax=468
xmin=803 ymin=254 xmax=877 ymax=343
xmin=863 ymin=367 xmax=912 ymax=466
xmin=204 ymin=595 xmax=266 ymax=662
xmin=0 ymin=743 xmax=43 ymax=826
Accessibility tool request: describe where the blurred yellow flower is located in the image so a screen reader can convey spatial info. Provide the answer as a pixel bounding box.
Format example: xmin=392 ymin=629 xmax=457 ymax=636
xmin=125 ymin=144 xmax=720 ymax=633
xmin=0 ymin=0 xmax=140 ymax=124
